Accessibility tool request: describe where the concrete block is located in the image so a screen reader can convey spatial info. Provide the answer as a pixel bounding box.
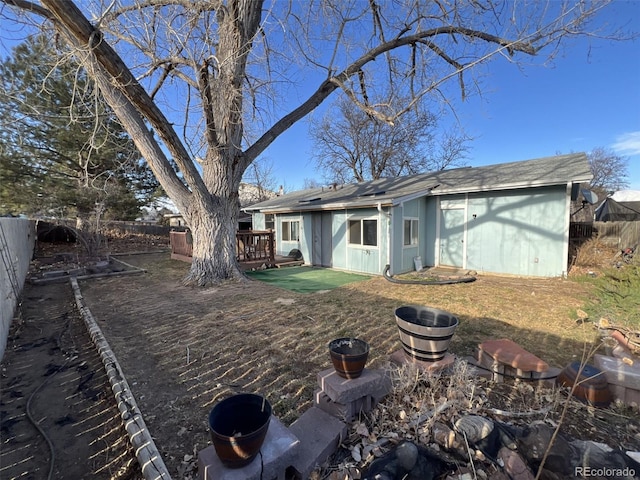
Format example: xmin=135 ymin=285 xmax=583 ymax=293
xmin=198 ymin=416 xmax=299 ymax=480
xmin=594 ymin=354 xmax=640 ymax=390
xmin=314 ymin=390 xmax=375 ymax=423
xmin=317 ymin=368 xmax=392 ymax=404
xmin=289 ymin=407 xmax=348 ymax=479
xmin=314 ymin=389 xmax=353 ymax=421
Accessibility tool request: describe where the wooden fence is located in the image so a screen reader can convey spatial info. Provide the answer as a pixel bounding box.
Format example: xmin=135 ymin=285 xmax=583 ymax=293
xmin=47 ymin=218 xmax=171 ymax=236
xmin=593 ymin=221 xmax=640 ymax=249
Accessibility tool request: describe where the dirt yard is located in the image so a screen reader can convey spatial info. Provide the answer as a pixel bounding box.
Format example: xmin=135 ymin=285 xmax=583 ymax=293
xmin=3 ymin=240 xmax=639 ymax=479
xmin=0 ymin=281 xmax=140 ymax=480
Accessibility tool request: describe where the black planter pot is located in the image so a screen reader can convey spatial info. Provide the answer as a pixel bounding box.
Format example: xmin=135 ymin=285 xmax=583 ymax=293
xmin=208 ymin=393 xmax=272 ymax=468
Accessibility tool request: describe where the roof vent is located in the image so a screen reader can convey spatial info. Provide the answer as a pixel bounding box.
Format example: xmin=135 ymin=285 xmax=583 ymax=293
xmin=298 ymin=197 xmax=321 ymax=204
xmin=358 ymin=190 xmax=386 ymax=198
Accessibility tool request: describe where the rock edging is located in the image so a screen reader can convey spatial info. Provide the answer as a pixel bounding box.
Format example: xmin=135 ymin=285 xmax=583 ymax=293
xmin=70 ymin=277 xmax=171 ymax=480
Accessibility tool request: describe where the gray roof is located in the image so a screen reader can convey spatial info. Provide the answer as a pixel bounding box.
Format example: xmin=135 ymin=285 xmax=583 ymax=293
xmin=244 ymin=153 xmax=592 ymax=213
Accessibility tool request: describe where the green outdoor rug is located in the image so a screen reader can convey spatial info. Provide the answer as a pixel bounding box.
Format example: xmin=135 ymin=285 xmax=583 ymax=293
xmin=247 ymin=266 xmax=370 ymax=293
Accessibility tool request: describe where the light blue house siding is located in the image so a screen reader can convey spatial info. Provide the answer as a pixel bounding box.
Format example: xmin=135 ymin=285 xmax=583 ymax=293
xmin=269 ymin=185 xmax=569 ymax=277
xmin=246 ymin=154 xmax=588 ymax=278
xmin=271 ymin=208 xmax=390 ymax=275
xmin=409 ymin=186 xmax=567 ymax=277
xmin=330 ymin=208 xmax=389 ymax=275
xmin=388 ymin=198 xmax=424 ymax=275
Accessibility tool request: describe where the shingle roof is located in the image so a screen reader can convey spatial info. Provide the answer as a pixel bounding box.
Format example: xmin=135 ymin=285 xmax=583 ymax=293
xmin=244 ymin=153 xmax=592 ymax=213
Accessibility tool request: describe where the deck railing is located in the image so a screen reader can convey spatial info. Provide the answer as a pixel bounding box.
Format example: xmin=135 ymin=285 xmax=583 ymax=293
xmin=236 ymin=230 xmax=275 ymax=263
xmin=169 ymin=229 xmax=275 ymax=264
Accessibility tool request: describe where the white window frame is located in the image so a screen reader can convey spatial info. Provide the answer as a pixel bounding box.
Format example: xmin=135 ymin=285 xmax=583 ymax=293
xmin=403 ymin=217 xmax=419 ymax=247
xmin=348 ymin=217 xmax=378 ymax=248
xmin=281 ymin=220 xmax=300 ymax=242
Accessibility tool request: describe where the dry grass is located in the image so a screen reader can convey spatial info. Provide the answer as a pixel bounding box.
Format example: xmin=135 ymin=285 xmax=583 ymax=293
xmin=569 ymin=237 xmax=620 ymax=275
xmin=71 ymin=252 xmax=606 ymax=477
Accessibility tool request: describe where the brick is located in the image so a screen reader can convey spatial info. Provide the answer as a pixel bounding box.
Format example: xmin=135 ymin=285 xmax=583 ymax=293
xmin=198 ymin=416 xmax=299 ymax=480
xmin=317 ymin=368 xmax=392 ymax=404
xmin=479 ymin=339 xmax=548 ymax=373
xmin=289 ymin=407 xmax=348 ymax=479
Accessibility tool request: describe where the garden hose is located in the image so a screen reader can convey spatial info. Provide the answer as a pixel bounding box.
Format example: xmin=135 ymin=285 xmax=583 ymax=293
xmin=383 ymin=264 xmax=476 ymax=285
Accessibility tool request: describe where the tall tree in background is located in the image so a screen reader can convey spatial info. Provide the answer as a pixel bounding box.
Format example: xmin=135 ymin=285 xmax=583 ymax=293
xmin=311 ymin=95 xmax=469 ymax=183
xmin=1 ymin=0 xmax=623 ymax=285
xmin=0 ymin=35 xmax=158 ymax=226
xmin=587 ymin=147 xmax=629 ymax=194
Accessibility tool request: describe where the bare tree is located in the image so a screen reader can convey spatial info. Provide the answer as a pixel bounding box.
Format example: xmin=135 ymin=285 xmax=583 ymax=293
xmin=311 ymin=95 xmax=469 ymax=183
xmin=0 ymin=0 xmax=624 ymax=285
xmin=241 ymin=156 xmax=278 ymax=205
xmin=302 ymin=178 xmax=323 ymax=190
xmin=588 ymin=147 xmax=629 ymax=193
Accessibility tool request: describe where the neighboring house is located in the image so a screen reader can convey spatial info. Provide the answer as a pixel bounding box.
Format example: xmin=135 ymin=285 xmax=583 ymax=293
xmin=594 ymin=190 xmax=640 ymax=222
xmin=164 ymin=183 xmax=278 ymax=229
xmin=244 ymin=154 xmax=592 ymax=277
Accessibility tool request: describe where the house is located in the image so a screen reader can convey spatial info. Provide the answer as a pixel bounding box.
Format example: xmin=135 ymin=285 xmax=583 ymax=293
xmin=594 ymin=190 xmax=640 ymax=222
xmin=244 ymin=154 xmax=592 ymax=277
xmin=164 ymin=183 xmax=278 ymax=230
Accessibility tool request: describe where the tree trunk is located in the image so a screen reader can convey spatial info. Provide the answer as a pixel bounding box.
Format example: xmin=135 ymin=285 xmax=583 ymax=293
xmin=182 ymin=149 xmax=245 ymax=286
xmin=183 ymin=195 xmax=244 ymax=286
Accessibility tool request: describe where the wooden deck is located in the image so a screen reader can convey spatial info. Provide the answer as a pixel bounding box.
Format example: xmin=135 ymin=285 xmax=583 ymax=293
xmin=169 ymin=229 xmax=303 ymax=269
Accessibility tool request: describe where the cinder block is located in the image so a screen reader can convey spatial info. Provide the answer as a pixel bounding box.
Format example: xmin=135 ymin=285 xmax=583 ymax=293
xmin=531 ymin=367 xmax=562 ymax=388
xmin=625 ymin=387 xmax=640 ymax=406
xmin=317 ymin=368 xmax=392 ymax=404
xmin=289 ymin=407 xmax=348 ymax=479
xmin=198 ymin=416 xmax=299 ymax=480
xmin=314 ymin=390 xmax=376 ymax=423
xmin=314 ymin=389 xmax=353 ymax=421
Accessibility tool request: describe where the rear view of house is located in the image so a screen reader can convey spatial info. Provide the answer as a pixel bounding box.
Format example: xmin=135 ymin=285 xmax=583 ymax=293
xmin=245 ymin=153 xmax=592 ymax=277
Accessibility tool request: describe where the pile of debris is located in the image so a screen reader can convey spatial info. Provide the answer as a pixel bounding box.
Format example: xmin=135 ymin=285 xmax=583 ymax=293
xmin=315 ymin=360 xmax=640 ymax=480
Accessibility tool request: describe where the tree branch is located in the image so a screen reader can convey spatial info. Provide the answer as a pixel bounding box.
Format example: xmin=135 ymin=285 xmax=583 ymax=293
xmin=244 ymin=24 xmax=537 ymax=164
xmin=38 ymin=0 xmax=206 ymax=198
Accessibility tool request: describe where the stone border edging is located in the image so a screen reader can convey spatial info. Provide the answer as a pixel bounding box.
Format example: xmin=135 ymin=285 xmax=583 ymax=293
xmin=70 ymin=277 xmax=171 ymax=480
xmin=32 ymin=268 xmax=146 ymax=285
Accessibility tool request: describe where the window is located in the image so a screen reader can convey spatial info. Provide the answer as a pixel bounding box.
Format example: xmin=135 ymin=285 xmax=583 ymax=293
xmin=281 ymin=220 xmax=299 ymax=241
xmin=348 ymin=219 xmax=377 ymax=246
xmin=265 ymin=214 xmax=275 ymax=231
xmin=403 ymin=219 xmax=419 ymax=246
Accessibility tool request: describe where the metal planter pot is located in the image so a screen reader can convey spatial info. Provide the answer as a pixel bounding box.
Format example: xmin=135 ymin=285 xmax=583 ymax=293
xmin=395 ymin=305 xmax=459 ymax=362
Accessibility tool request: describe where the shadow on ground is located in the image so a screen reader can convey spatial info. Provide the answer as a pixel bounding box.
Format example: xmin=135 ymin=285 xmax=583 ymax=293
xmin=69 ymin=252 xmax=609 ymax=477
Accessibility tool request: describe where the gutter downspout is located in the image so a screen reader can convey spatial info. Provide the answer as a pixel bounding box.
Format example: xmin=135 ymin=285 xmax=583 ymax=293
xmin=377 ymin=202 xmax=392 ymax=275
xmin=562 ymin=182 xmax=572 ymax=278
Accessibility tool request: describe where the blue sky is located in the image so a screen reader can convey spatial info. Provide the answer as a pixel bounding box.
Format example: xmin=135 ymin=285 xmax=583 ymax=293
xmin=1 ymin=2 xmax=638 ymax=194
xmin=262 ymin=1 xmax=640 ymax=192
